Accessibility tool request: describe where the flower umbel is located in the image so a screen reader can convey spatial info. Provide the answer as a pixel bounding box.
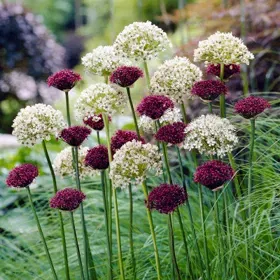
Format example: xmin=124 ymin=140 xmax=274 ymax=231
xmin=206 ymin=64 xmax=240 ymax=79
xmin=47 ymin=69 xmax=81 ymax=91
xmin=59 ymin=126 xmax=91 ymax=147
xmin=6 ymin=164 xmax=38 ymax=188
xmin=85 ymin=145 xmax=109 ymax=170
xmin=155 ymin=122 xmax=186 ymax=145
xmin=146 ymin=184 xmax=187 ymax=214
xmin=110 ymin=66 xmax=143 ymax=87
xmin=194 ymin=160 xmax=234 ymax=191
xmin=12 ymin=104 xmax=66 ymax=146
xmin=50 ymin=188 xmax=86 ymax=211
xmin=183 ymin=114 xmax=238 ymax=157
xmin=83 ymin=114 xmax=111 ymax=131
xmin=234 ymin=96 xmax=270 ymax=119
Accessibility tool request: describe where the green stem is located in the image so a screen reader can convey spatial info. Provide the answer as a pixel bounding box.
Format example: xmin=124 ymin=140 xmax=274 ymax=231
xmin=27 ymin=187 xmax=58 ymax=280
xmin=65 ymin=91 xmax=71 ymax=126
xmin=97 ymin=131 xmax=101 ymax=145
xmin=219 ymin=63 xmax=226 ymax=118
xmin=142 ymin=181 xmax=162 ymax=279
xmin=104 ymin=75 xmax=109 ymax=84
xmin=103 ymin=113 xmax=125 ymax=280
xmin=143 ymin=60 xmax=150 ymax=88
xmin=70 ymin=212 xmax=85 ymax=280
xmin=42 ymin=140 xmax=70 ymax=280
xmin=180 ymin=102 xmax=188 ymax=124
xmin=162 ymin=143 xmax=172 ymax=183
xmin=208 ymin=102 xmax=213 ymax=114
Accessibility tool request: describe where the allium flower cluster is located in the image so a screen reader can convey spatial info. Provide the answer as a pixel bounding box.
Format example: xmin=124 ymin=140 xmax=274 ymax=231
xmin=85 ymin=145 xmax=109 ymax=170
xmin=114 ymin=21 xmax=172 ymax=61
xmin=146 ymin=184 xmax=187 ymax=214
xmin=183 ymin=114 xmax=238 ymax=157
xmin=194 ymin=32 xmax=254 ymax=65
xmin=83 ymin=114 xmax=108 ymax=131
xmin=155 ymin=122 xmax=186 ymax=145
xmin=53 ymin=147 xmax=98 ymax=178
xmin=110 ymin=140 xmax=162 ymax=188
xmin=50 ymin=188 xmax=86 ymax=212
xmin=150 ymin=57 xmax=202 ymax=103
xmin=59 ymin=126 xmax=91 ymax=146
xmin=110 ymin=66 xmax=143 ymax=87
xmin=6 ymin=164 xmax=38 ymax=188
xmin=234 ymin=96 xmax=270 ymax=119
xmin=111 ymin=130 xmax=145 ymax=154
xmin=194 ymin=160 xmax=234 ymax=191
xmin=206 ymin=64 xmax=240 ymax=79
xmin=75 ymin=83 xmax=126 ymax=120
xmin=81 ymin=46 xmax=131 ymax=76
xmin=12 ymin=104 xmax=66 ymax=146
xmin=47 ymin=69 xmax=81 ymax=91
xmin=191 ymin=80 xmax=227 ymax=101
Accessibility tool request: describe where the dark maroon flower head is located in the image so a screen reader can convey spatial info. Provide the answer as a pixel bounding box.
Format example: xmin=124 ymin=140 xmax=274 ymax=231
xmin=110 ymin=66 xmax=144 ymax=87
xmin=191 ymin=80 xmax=227 ymax=101
xmin=137 ymin=95 xmax=174 ymax=120
xmin=85 ymin=145 xmax=109 ymax=170
xmin=50 ymin=188 xmax=85 ymax=211
xmin=60 ymin=126 xmax=91 ymax=146
xmin=83 ymin=114 xmax=111 ymax=131
xmin=194 ymin=160 xmax=234 ymax=191
xmin=155 ymin=122 xmax=186 ymax=145
xmin=47 ymin=69 xmax=81 ymax=91
xmin=111 ymin=130 xmax=145 ymax=154
xmin=146 ymin=184 xmax=187 ymax=214
xmin=6 ymin=164 xmax=38 ymax=188
xmin=234 ymin=96 xmax=270 ymax=119
xmin=206 ymin=64 xmax=240 ymax=79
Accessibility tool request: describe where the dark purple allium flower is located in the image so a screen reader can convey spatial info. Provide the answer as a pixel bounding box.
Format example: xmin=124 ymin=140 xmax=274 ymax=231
xmin=111 ymin=130 xmax=145 ymax=154
xmin=137 ymin=95 xmax=174 ymax=120
xmin=191 ymin=80 xmax=227 ymax=101
xmin=146 ymin=184 xmax=187 ymax=214
xmin=206 ymin=64 xmax=240 ymax=79
xmin=6 ymin=164 xmax=38 ymax=188
xmin=155 ymin=122 xmax=186 ymax=145
xmin=234 ymin=96 xmax=270 ymax=119
xmin=47 ymin=69 xmax=81 ymax=91
xmin=50 ymin=188 xmax=86 ymax=211
xmin=83 ymin=114 xmax=111 ymax=131
xmin=110 ymin=66 xmax=144 ymax=87
xmin=194 ymin=160 xmax=234 ymax=191
xmin=60 ymin=126 xmax=91 ymax=146
xmin=85 ymin=145 xmax=109 ymax=170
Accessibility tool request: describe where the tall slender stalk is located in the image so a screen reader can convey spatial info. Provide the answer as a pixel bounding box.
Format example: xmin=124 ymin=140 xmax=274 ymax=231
xmin=143 ymin=60 xmax=150 ymax=88
xmin=219 ymin=64 xmax=226 ymax=118
xmin=26 ymin=186 xmax=58 ymax=280
xmin=103 ymin=113 xmax=125 ymax=280
xmin=65 ymin=91 xmax=71 ymax=126
xmin=208 ymin=102 xmax=213 ymax=114
xmin=42 ymin=140 xmax=69 ymax=280
xmin=70 ymin=212 xmax=85 ymax=280
xmin=180 ymin=102 xmax=188 ymax=124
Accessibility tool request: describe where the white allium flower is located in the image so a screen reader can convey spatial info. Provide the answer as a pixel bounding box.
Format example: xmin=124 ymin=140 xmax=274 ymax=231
xmin=81 ymin=45 xmax=131 ymax=76
xmin=150 ymin=57 xmax=202 ymax=103
xmin=139 ymin=107 xmax=182 ymax=134
xmin=75 ymin=83 xmax=127 ymax=120
xmin=12 ymin=103 xmax=65 ymax=146
xmin=110 ymin=140 xmax=162 ymax=188
xmin=53 ymin=146 xmax=97 ymax=178
xmin=194 ymin=32 xmax=254 ymax=65
xmin=182 ymin=114 xmax=238 ymax=157
xmin=114 ymin=21 xmax=172 ymax=61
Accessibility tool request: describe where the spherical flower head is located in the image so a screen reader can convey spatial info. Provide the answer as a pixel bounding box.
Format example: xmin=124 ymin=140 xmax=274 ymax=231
xmin=146 ymin=184 xmax=187 ymax=214
xmin=83 ymin=114 xmax=112 ymax=131
xmin=137 ymin=95 xmax=174 ymax=120
xmin=114 ymin=21 xmax=172 ymax=61
xmin=110 ymin=140 xmax=162 ymax=188
xmin=183 ymin=114 xmax=238 ymax=157
xmin=47 ymin=69 xmax=81 ymax=91
xmin=206 ymin=64 xmax=240 ymax=79
xmin=191 ymin=80 xmax=227 ymax=101
xmin=150 ymin=57 xmax=202 ymax=103
xmin=75 ymin=83 xmax=126 ymax=119
xmin=81 ymin=45 xmax=131 ymax=76
xmin=50 ymin=188 xmax=86 ymax=212
xmin=110 ymin=66 xmax=143 ymax=87
xmin=194 ymin=32 xmax=254 ymax=65
xmin=60 ymin=126 xmax=91 ymax=146
xmin=194 ymin=160 xmax=234 ymax=191
xmin=12 ymin=104 xmax=66 ymax=146
xmin=85 ymin=145 xmax=109 ymax=170
xmin=155 ymin=122 xmax=186 ymax=145
xmin=53 ymin=147 xmax=98 ymax=178
xmin=234 ymin=96 xmax=270 ymax=119
xmin=111 ymin=130 xmax=145 ymax=154
xmin=6 ymin=164 xmax=38 ymax=188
